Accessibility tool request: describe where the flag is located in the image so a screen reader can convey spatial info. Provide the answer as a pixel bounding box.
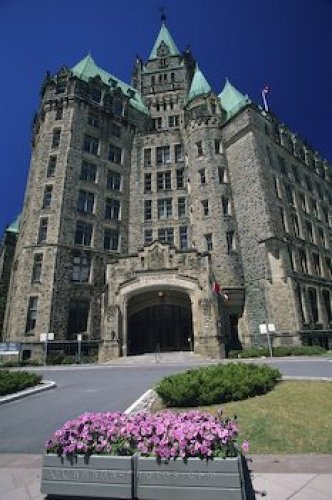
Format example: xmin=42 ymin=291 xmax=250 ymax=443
xmin=212 ymin=282 xmax=229 ymax=300
xmin=262 ymin=84 xmax=270 ymax=112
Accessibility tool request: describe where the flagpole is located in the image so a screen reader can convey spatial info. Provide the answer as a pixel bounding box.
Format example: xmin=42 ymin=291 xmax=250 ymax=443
xmin=262 ymin=89 xmax=269 ymax=112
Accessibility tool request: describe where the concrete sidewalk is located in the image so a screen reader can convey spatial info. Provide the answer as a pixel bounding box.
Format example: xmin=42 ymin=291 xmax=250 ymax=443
xmin=0 ymin=454 xmax=331 ymax=499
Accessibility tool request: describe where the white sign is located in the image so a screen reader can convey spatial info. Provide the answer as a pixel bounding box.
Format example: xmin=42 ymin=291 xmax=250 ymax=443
xmin=268 ymin=323 xmax=276 ymax=332
xmin=40 ymin=332 xmax=54 ymax=342
xmin=259 ymin=323 xmax=267 ymax=334
xmin=77 ymin=334 xmax=82 ymax=342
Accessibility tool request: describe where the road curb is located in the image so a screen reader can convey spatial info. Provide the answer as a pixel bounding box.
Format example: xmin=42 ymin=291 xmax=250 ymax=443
xmin=124 ymin=388 xmax=158 ymax=415
xmin=0 ymin=380 xmax=56 ymax=406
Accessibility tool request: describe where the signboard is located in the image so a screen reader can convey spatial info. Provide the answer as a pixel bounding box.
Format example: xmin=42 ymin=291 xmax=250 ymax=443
xmin=77 ymin=334 xmax=82 ymax=342
xmin=268 ymin=323 xmax=276 ymax=332
xmin=40 ymin=333 xmax=54 ymax=342
xmin=259 ymin=324 xmax=267 ymax=334
xmin=0 ymin=342 xmax=21 ymax=354
xmin=259 ymin=323 xmax=276 ymax=334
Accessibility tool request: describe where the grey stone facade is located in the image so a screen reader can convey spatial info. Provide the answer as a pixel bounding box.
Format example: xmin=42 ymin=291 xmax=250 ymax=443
xmin=3 ymin=23 xmax=332 ymax=361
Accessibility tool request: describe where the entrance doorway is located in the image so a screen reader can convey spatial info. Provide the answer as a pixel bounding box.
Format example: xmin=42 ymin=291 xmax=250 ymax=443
xmin=127 ymin=290 xmax=193 ymax=355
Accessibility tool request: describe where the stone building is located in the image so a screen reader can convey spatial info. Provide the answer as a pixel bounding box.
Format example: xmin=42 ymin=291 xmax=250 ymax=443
xmin=3 ymin=22 xmax=332 ymax=361
xmin=0 ymin=217 xmax=19 ymax=337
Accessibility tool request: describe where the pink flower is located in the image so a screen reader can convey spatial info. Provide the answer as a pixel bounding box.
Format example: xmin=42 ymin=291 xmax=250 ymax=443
xmin=242 ymin=440 xmax=250 ymax=453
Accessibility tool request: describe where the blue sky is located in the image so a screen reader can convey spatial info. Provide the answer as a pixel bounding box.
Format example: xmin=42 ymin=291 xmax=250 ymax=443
xmin=1 ymin=0 xmax=331 ymax=235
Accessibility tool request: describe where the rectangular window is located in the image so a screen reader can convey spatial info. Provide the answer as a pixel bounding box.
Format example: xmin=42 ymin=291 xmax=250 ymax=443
xmin=158 ymin=198 xmax=172 ymax=219
xmin=291 ymin=214 xmax=300 ymax=238
xmin=67 ymin=300 xmax=90 ymax=339
xmin=47 ymin=156 xmax=57 ymax=177
xmin=323 ymin=290 xmax=332 ymax=323
xmin=105 ymin=198 xmax=120 ymax=220
xmin=299 ymin=192 xmax=307 ymax=212
xmin=75 ymin=221 xmax=93 ymax=246
xmin=317 ymin=227 xmax=325 ymax=247
xmin=157 ymin=146 xmax=170 ymax=165
xmin=107 ymin=171 xmax=121 ymax=191
xmin=77 ymin=190 xmax=94 ymax=214
xmin=144 ymin=173 xmax=152 ymax=193
xmin=214 ymin=139 xmax=222 ymax=154
xmin=321 ymin=206 xmax=329 ymax=225
xmin=144 ymin=229 xmax=153 ymax=245
xmin=309 ymin=198 xmax=318 ymax=218
xmin=326 ymin=257 xmax=332 ymax=279
xmin=199 ymin=169 xmax=206 ymax=185
xmin=305 ymin=221 xmax=314 ymax=243
xmin=176 ymin=169 xmax=184 ymax=189
xmin=218 ymin=166 xmax=227 ymax=184
xmin=175 ymin=144 xmax=184 ymax=162
xmin=266 ymin=146 xmax=273 ymax=167
xmin=178 ymin=197 xmax=186 ymax=218
xmin=308 ymin=287 xmax=319 ymax=323
xmin=226 ymin=231 xmax=236 ymax=253
xmin=37 ymin=218 xmax=48 ymax=243
xmin=158 ymin=227 xmax=174 ymax=245
xmin=113 ymin=98 xmax=124 ymax=116
xmin=221 ymin=196 xmax=230 ymax=215
xmin=144 ymin=200 xmax=152 ymax=221
xmin=196 ymin=141 xmax=203 ymax=157
xmin=273 ymin=177 xmax=281 ymax=199
xmin=312 ymin=253 xmax=321 ymax=276
xmin=179 ymin=226 xmax=188 ymax=250
xmin=202 ymin=199 xmax=209 ymax=216
xmin=278 ymin=156 xmax=287 ymax=175
xmin=72 ymin=251 xmax=90 ymax=283
xmin=292 ymin=165 xmax=300 ymax=183
xmin=111 ymin=123 xmax=121 ymax=138
xmin=88 ymin=110 xmax=100 ymax=128
xmin=81 ymin=161 xmax=97 ymax=183
xmin=144 ymin=148 xmax=152 ymax=167
xmin=205 ymin=233 xmax=213 ymax=251
xmin=90 ymin=87 xmax=102 ymax=103
xmin=26 ymin=297 xmax=38 ymax=334
xmin=32 ymin=254 xmax=43 ymax=283
xmin=55 ymin=80 xmax=66 ymax=94
xmin=52 ymin=129 xmax=61 ymax=148
xmin=42 ymin=185 xmax=53 ymax=208
xmin=168 ymin=115 xmax=179 ymax=127
xmin=157 ymin=171 xmax=171 ymax=191
xmin=55 ymin=105 xmax=63 ymax=120
xmin=284 ymin=183 xmax=294 ymax=205
xmin=299 ymin=248 xmax=308 ymax=274
xmin=279 ymin=207 xmax=286 ymax=232
xmin=83 ymin=134 xmax=99 ymax=155
xmin=305 ymin=176 xmax=313 ymax=193
xmin=153 ymin=117 xmax=162 ymax=129
xmin=108 ymin=144 xmax=122 ymax=164
xmin=104 ymin=228 xmax=119 ymax=251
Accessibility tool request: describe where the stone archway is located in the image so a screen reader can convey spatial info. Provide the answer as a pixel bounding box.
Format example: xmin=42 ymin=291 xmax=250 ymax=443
xmin=127 ymin=289 xmax=193 ymax=355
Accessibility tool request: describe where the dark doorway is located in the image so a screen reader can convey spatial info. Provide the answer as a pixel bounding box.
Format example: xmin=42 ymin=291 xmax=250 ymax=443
xmin=127 ymin=291 xmax=193 ymax=355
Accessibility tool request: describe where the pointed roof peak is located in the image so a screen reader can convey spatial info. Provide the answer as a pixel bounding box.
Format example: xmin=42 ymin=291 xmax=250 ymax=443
xmin=149 ymin=23 xmax=180 ymax=59
xmin=71 ymin=53 xmax=98 ymax=78
xmin=187 ymin=64 xmax=212 ymax=103
xmin=218 ymin=78 xmax=249 ymax=118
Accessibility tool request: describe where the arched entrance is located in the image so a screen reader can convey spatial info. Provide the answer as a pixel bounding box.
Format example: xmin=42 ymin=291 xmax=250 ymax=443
xmin=127 ymin=290 xmax=193 ymax=355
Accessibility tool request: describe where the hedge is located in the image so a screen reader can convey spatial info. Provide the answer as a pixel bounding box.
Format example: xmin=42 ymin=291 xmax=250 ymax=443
xmin=228 ymin=345 xmax=326 ymax=359
xmin=0 ymin=370 xmax=42 ymax=396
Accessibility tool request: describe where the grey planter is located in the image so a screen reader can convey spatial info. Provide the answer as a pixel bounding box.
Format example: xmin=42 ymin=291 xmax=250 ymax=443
xmin=40 ymin=454 xmax=132 ymax=499
xmin=136 ymin=456 xmax=250 ymax=500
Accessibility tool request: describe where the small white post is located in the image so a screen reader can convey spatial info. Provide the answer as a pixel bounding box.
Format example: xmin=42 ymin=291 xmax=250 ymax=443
xmin=77 ymin=333 xmax=82 ymax=364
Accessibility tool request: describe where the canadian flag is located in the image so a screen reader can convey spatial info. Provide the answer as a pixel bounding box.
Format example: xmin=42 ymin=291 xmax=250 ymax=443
xmin=212 ymin=282 xmax=229 ymax=300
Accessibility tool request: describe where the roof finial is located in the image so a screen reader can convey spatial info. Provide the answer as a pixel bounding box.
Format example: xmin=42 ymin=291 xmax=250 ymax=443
xmin=160 ymin=6 xmax=166 ymax=23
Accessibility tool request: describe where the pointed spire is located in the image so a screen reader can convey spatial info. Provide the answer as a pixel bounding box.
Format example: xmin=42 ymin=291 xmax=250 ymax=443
xmin=187 ymin=64 xmax=212 ymax=103
xmin=71 ymin=53 xmax=99 ymax=80
xmin=218 ymin=79 xmax=249 ymax=118
xmin=149 ymin=22 xmax=180 ymax=59
xmin=6 ymin=214 xmax=20 ymax=234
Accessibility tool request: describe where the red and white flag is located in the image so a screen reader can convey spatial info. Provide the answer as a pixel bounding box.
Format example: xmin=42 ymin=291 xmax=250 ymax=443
xmin=212 ymin=282 xmax=229 ymax=300
xmin=262 ymin=84 xmax=270 ymax=112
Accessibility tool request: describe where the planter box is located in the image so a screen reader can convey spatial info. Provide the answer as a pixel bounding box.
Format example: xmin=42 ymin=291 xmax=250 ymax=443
xmin=136 ymin=456 xmax=251 ymax=500
xmin=40 ymin=454 xmax=132 ymax=499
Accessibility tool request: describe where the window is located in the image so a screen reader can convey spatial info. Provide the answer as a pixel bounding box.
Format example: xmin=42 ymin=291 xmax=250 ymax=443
xmin=226 ymin=231 xmax=236 ymax=253
xmin=221 ymin=196 xmax=231 ymax=215
xmin=111 ymin=123 xmax=121 ymax=138
xmin=299 ymin=192 xmax=307 ymax=212
xmin=218 ymin=166 xmax=227 ymax=184
xmin=317 ymin=227 xmax=325 ymax=247
xmin=266 ymin=146 xmax=273 ymax=167
xmin=175 ymin=144 xmax=184 ymax=162
xmin=144 ymin=200 xmax=152 ymax=221
xmin=105 ymin=198 xmax=120 ymax=220
xmin=151 ymin=76 xmax=155 ymax=86
xmin=279 ymin=207 xmax=287 ymax=232
xmin=104 ymin=228 xmax=119 ymax=251
xmin=153 ymin=117 xmax=162 ymax=129
xmin=26 ymin=297 xmax=38 ymax=334
xmin=305 ymin=176 xmax=313 ymax=193
xmin=196 ymin=141 xmax=203 ymax=156
xmin=205 ymin=233 xmax=213 ymax=251
xmin=168 ymin=115 xmax=179 ymax=127
xmin=158 ymin=227 xmax=174 ymax=245
xmin=288 ymin=246 xmax=295 ymax=271
xmin=144 ymin=149 xmax=152 ymax=167
xmin=113 ymin=98 xmax=124 ymax=116
xmin=178 ymin=197 xmax=186 ymax=218
xmin=83 ymin=134 xmax=99 ymax=155
xmin=55 ymin=105 xmax=63 ymax=120
xmin=144 ymin=173 xmax=152 ymax=193
xmin=322 ymin=290 xmax=332 ymax=323
xmin=284 ymin=183 xmax=294 ymax=205
xmin=90 ymin=87 xmax=101 ymax=103
xmin=199 ymin=169 xmax=206 ymax=185
xmin=108 ymin=144 xmax=122 ymax=164
xmin=176 ymin=169 xmax=184 ymax=189
xmin=42 ymin=185 xmax=53 ymax=208
xmin=56 ymin=80 xmax=66 ymax=94
xmin=273 ymin=177 xmax=281 ymax=198
xmin=77 ymin=190 xmax=94 ymax=214
xmin=278 ymin=156 xmax=287 ymax=175
xmin=81 ymin=161 xmax=97 ymax=183
xmin=308 ymin=287 xmax=319 ymax=323
xmin=72 ymin=251 xmax=90 ymax=283
xmin=202 ymin=199 xmax=209 ymax=216
xmin=309 ymin=198 xmax=318 ymax=218
xmin=157 ymin=146 xmax=170 ymax=165
xmin=312 ymin=253 xmax=321 ymax=276
xmin=47 ymin=156 xmax=57 ymax=177
xmin=88 ymin=110 xmax=100 ymax=128
xmin=326 ymin=257 xmax=332 ymax=279
xmin=157 ymin=171 xmax=171 ymax=190
xmin=144 ymin=229 xmax=153 ymax=245
xmin=179 ymin=226 xmax=188 ymax=250
xmin=321 ymin=206 xmax=329 ymax=225
xmin=292 ymin=165 xmax=300 ymax=183
xmin=291 ymin=214 xmax=300 ymax=237
xmin=305 ymin=221 xmax=314 ymax=243
xmin=299 ymin=249 xmax=308 ymax=274
xmin=52 ymin=129 xmax=61 ymax=148
xmin=67 ymin=300 xmax=89 ymax=339
xmin=214 ymin=139 xmax=222 ymax=154
xmin=107 ymin=171 xmax=121 ymax=191
xmin=37 ymin=218 xmax=48 ymax=243
xmin=32 ymin=254 xmax=43 ymax=283
xmin=158 ymin=198 xmax=172 ymax=219
xmin=75 ymin=221 xmax=93 ymax=246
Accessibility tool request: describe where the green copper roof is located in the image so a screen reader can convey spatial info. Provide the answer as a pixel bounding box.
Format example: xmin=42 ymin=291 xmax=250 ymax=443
xmin=149 ymin=22 xmax=180 ymax=59
xmin=71 ymin=54 xmax=148 ymax=114
xmin=187 ymin=65 xmax=212 ymax=103
xmin=6 ymin=214 xmax=20 ymax=234
xmin=218 ymin=79 xmax=249 ymax=119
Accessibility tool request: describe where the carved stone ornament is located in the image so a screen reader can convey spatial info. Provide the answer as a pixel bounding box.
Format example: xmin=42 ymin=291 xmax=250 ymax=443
xmin=149 ymin=244 xmax=166 ymax=270
xmin=157 ymin=41 xmax=170 ymax=57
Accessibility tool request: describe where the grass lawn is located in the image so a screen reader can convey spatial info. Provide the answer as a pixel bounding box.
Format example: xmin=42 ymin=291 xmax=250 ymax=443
xmin=154 ymin=381 xmax=332 ymax=454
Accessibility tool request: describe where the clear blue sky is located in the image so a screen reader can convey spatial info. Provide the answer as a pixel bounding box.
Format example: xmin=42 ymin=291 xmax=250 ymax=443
xmin=1 ymin=0 xmax=331 ymax=235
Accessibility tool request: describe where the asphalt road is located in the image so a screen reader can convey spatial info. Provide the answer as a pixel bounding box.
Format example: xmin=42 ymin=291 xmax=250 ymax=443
xmin=0 ymin=357 xmax=331 ymax=454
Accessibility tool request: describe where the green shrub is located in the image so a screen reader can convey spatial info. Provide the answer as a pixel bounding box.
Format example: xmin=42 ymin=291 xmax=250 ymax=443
xmin=229 ymin=345 xmax=326 ymax=359
xmin=155 ymin=363 xmax=281 ymax=407
xmin=0 ymin=370 xmax=42 ymax=396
